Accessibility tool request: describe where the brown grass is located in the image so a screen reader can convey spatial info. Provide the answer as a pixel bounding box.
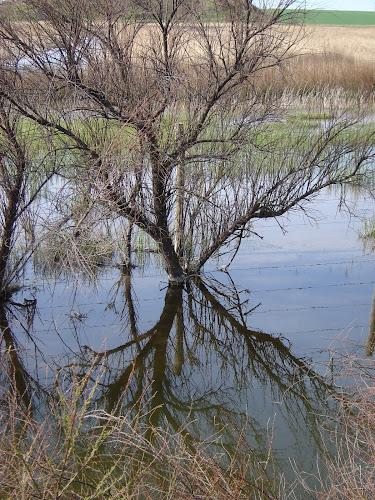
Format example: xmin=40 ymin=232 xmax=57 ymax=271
xmin=0 ymin=354 xmax=281 ymax=500
xmin=300 ymin=26 xmax=375 ymax=65
xmin=252 ymin=25 xmax=375 ymax=97
xmin=289 ymin=349 xmax=375 ymax=500
xmin=290 ymin=26 xmax=375 ymax=94
xmin=321 ymin=355 xmax=375 ymax=499
xmin=4 ymin=20 xmax=375 ymax=101
xmin=130 ymin=23 xmax=375 ymax=98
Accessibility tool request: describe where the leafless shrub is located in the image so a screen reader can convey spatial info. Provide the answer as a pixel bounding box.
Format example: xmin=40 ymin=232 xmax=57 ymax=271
xmin=0 ymin=99 xmax=57 ymax=297
xmin=0 ymin=0 xmax=372 ymax=284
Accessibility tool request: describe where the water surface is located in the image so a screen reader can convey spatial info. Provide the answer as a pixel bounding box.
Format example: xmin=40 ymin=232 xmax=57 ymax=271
xmin=3 ymin=187 xmax=374 ymax=493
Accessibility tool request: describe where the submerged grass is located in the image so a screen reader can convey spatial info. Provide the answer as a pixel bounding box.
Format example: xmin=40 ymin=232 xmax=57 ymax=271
xmin=359 ymin=218 xmax=375 ymax=253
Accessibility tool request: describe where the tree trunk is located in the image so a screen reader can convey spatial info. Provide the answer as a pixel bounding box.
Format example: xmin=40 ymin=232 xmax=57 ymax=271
xmin=174 ymin=123 xmax=185 ymax=260
xmin=157 ymin=236 xmax=185 ymax=283
xmin=148 ymin=130 xmax=185 ymax=284
xmin=122 ymin=222 xmax=133 ymax=271
xmin=365 ymin=285 xmax=375 ymax=357
xmin=0 ymin=186 xmax=21 ymax=295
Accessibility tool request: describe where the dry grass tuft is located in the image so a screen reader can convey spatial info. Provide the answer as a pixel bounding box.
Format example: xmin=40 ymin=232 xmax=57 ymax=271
xmin=0 ymin=355 xmax=280 ymax=500
xmin=294 ymin=351 xmax=375 ymax=500
xmin=321 ymin=355 xmax=375 ymax=499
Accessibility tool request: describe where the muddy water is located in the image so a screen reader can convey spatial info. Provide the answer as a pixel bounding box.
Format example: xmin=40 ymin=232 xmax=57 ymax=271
xmin=4 ymin=187 xmax=375 ymax=491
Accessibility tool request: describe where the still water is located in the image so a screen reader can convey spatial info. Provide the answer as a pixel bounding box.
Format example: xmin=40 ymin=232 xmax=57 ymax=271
xmin=3 ymin=188 xmax=375 ymax=492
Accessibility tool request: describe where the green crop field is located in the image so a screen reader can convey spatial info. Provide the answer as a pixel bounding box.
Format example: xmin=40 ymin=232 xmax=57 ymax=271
xmin=293 ymin=9 xmax=375 ymax=25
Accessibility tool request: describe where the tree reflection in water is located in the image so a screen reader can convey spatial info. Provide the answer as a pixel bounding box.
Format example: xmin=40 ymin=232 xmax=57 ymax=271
xmin=0 ymin=298 xmax=41 ymax=410
xmin=81 ymin=273 xmax=331 ymax=468
xmin=0 ymin=272 xmax=334 ymax=478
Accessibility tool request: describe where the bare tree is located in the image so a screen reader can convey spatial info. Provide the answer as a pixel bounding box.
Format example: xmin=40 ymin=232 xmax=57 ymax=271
xmin=0 ymin=99 xmax=56 ymax=297
xmin=0 ymin=0 xmax=373 ymax=283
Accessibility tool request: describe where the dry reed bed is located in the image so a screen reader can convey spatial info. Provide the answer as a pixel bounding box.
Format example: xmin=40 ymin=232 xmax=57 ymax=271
xmin=318 ymin=355 xmax=375 ymax=499
xmin=286 ymin=26 xmax=375 ymax=95
xmin=2 ymin=21 xmax=375 ymax=96
xmin=253 ymin=25 xmax=375 ymax=95
xmin=300 ymin=26 xmax=375 ymax=64
xmin=126 ymin=23 xmax=375 ymax=95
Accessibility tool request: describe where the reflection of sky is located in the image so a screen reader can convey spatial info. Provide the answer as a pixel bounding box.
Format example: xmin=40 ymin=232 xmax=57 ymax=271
xmin=209 ymin=190 xmax=374 ymax=360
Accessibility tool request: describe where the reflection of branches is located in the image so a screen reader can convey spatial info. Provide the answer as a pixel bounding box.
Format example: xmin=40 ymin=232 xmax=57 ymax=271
xmin=0 ymin=268 xmax=336 ymax=477
xmin=106 ymin=270 xmax=141 ymax=347
xmin=194 ymin=274 xmax=260 ymax=327
xmin=195 ymin=277 xmax=317 ymax=383
xmin=7 ymin=298 xmax=37 ymax=338
xmin=192 ymin=278 xmax=332 ymax=442
xmin=0 ymin=301 xmax=44 ymax=409
xmin=68 ymin=274 xmax=332 ymax=459
xmin=103 ymin=285 xmax=182 ymax=417
xmin=173 ymin=299 xmax=184 ymax=376
xmin=0 ymin=306 xmax=30 ymax=407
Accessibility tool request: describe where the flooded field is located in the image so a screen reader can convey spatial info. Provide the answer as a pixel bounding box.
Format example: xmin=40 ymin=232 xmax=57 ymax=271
xmin=1 ymin=1 xmax=375 ymax=496
xmin=3 ymin=187 xmax=373 ymax=494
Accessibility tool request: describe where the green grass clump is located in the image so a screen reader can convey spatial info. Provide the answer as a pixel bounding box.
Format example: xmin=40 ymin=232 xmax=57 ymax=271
xmin=359 ymin=217 xmax=375 ymax=253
